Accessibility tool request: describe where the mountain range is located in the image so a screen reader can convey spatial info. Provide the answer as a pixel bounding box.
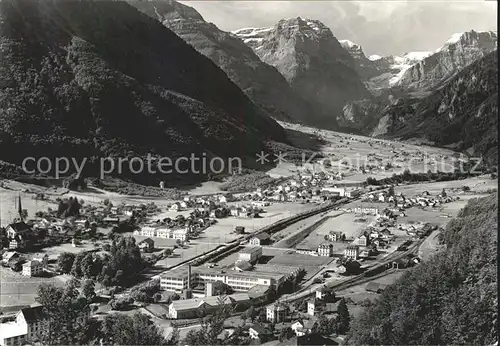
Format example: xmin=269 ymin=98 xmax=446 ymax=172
xmin=233 ymin=18 xmax=371 ymax=129
xmin=334 ymin=30 xmax=497 ymax=163
xmin=129 ymin=0 xmax=318 ymax=125
xmin=340 ymin=50 xmax=498 ymax=164
xmin=1 ymin=0 xmax=497 ymax=187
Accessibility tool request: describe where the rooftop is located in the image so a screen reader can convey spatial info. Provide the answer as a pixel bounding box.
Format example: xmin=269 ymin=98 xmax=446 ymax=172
xmin=240 ymin=246 xmax=262 ymax=254
xmin=139 ymin=238 xmax=154 ymax=245
xmin=233 ymin=260 xmax=253 ymax=271
xmin=253 ymin=264 xmax=302 ymax=275
xmin=316 ymin=286 xmax=333 ymax=293
xmin=267 ymin=303 xmax=287 ymax=311
xmin=247 ymin=285 xmax=270 ymax=299
xmin=22 ymin=260 xmax=41 ymax=268
xmin=253 ymin=232 xmax=270 ymax=240
xmin=170 ymin=293 xmax=250 ymax=311
xmin=161 ymin=265 xmax=285 ymax=281
xmin=7 ymin=222 xmax=31 ymax=232
xmin=19 ymin=305 xmax=47 ymax=323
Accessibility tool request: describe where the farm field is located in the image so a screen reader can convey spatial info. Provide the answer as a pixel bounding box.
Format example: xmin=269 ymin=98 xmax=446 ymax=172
xmin=0 ymin=185 xmax=58 ymax=226
xmin=268 ymin=252 xmax=334 ymax=280
xmin=278 ymin=122 xmax=459 ymax=181
xmin=194 ymin=202 xmax=317 ymax=244
xmin=393 ymin=175 xmax=497 ymax=196
xmin=34 ymin=240 xmax=103 ymax=257
xmin=0 ymin=267 xmax=71 ymax=308
xmin=296 ymin=212 xmax=375 ymax=251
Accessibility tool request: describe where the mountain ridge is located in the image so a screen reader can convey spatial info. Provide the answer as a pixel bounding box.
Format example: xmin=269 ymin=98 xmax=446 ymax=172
xmin=129 ymin=0 xmax=319 ymax=125
xmin=233 ymin=17 xmax=371 ymax=129
xmin=0 ymin=0 xmax=288 ymax=184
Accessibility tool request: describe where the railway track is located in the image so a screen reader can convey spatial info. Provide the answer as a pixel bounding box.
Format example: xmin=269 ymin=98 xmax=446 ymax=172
xmin=162 ymin=197 xmax=355 ymax=272
xmin=276 ymin=236 xmax=425 ymax=303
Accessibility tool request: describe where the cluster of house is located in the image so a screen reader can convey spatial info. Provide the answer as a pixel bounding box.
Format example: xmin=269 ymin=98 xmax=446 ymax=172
xmin=135 ymin=207 xmax=221 ymax=242
xmin=1 ymin=251 xmax=49 ymax=277
xmin=168 ymin=195 xmax=264 ymax=219
xmin=296 ymin=206 xmax=401 ymax=261
xmin=398 ymin=222 xmax=436 ymax=238
xmin=1 ymin=199 xmax=159 ymax=251
xmin=170 ymin=194 xmax=239 ymax=212
xmin=238 ymin=172 xmax=361 ymax=204
xmin=247 ymin=285 xmax=338 ymax=341
xmin=366 ymin=190 xmax=458 ymax=209
xmin=136 ymin=226 xmax=189 ymax=242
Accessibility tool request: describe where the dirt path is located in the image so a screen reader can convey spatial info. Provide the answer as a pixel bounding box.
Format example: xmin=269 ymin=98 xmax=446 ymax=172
xmin=418 ymin=229 xmax=444 ymax=261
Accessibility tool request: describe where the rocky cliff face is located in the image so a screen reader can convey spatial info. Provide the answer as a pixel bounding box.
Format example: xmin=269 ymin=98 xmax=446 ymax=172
xmin=339 ymin=40 xmax=380 ymax=80
xmin=397 ymin=30 xmax=497 ymax=90
xmin=0 ymin=0 xmax=287 ymax=184
xmin=365 ymin=52 xmax=433 ymax=92
xmin=376 ymin=50 xmax=498 ymax=164
xmin=130 ymin=0 xmax=317 ymax=125
xmin=233 ymin=18 xmax=371 ymax=129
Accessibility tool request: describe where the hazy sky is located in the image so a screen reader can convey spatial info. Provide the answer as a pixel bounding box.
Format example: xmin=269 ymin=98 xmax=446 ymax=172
xmin=179 ymin=1 xmax=497 ymax=56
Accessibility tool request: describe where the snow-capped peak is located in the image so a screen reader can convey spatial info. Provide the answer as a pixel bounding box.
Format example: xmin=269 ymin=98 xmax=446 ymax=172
xmin=232 ymin=27 xmax=273 ymax=37
xmin=401 ymin=51 xmax=433 ymax=61
xmin=368 ymin=54 xmax=382 ymax=61
xmin=436 ymin=30 xmax=498 ymax=52
xmin=385 ymin=51 xmax=432 ymax=86
xmin=446 ymin=32 xmax=465 ymax=45
xmin=339 ymin=39 xmax=359 ymax=49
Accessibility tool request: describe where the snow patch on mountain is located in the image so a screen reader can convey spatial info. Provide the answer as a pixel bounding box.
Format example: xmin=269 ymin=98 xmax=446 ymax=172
xmin=339 ymin=39 xmax=359 ymax=49
xmin=368 ymin=54 xmax=382 ymax=61
xmin=387 ymin=52 xmax=432 ymax=85
xmin=436 ymin=30 xmax=497 ymax=52
xmin=232 ymin=27 xmax=273 ymax=37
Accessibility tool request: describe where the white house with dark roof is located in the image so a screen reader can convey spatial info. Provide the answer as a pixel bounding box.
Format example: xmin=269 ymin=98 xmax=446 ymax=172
xmin=138 ymin=238 xmax=155 ymax=252
xmin=291 ymin=319 xmax=318 ymax=336
xmin=6 ymin=222 xmax=31 ymax=239
xmin=1 ymin=251 xmax=20 ymax=265
xmin=249 ymin=233 xmax=271 ymax=246
xmin=0 ymin=305 xmax=47 ymax=346
xmin=248 ymin=324 xmax=273 ymax=340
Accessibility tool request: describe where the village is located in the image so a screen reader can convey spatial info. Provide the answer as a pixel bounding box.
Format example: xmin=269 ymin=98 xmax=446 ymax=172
xmin=0 ymin=126 xmax=497 ymax=345
xmin=1 ymin=163 xmax=492 ymax=346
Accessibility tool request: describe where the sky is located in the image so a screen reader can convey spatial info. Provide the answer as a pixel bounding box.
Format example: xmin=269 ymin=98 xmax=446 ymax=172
xmin=179 ymin=1 xmax=497 ymax=56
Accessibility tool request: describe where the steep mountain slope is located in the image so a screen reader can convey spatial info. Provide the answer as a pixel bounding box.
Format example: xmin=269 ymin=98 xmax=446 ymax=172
xmin=233 ymin=18 xmax=371 ymax=129
xmin=376 ymin=50 xmax=498 ymax=164
xmin=349 ymin=193 xmax=498 ymax=345
xmin=339 ymin=40 xmax=380 ymax=80
xmin=0 ymin=0 xmax=287 ymax=184
xmin=130 ymin=0 xmax=317 ymax=125
xmin=397 ymin=30 xmax=497 ymax=90
xmin=365 ymin=52 xmax=433 ymax=92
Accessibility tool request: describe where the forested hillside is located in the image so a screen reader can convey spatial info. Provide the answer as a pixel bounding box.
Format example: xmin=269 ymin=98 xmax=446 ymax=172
xmin=348 ymin=193 xmax=498 ymax=345
xmin=0 ymin=0 xmax=287 ymax=184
